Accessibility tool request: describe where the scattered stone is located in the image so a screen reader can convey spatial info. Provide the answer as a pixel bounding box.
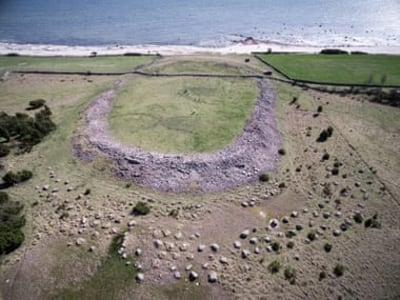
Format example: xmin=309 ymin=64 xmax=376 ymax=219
xmin=363 ymin=193 xmax=369 ymax=200
xmin=89 ymin=245 xmax=96 ymax=252
xmin=340 ymin=223 xmax=349 ymax=231
xmin=127 ymin=220 xmax=136 ymax=227
xmin=43 ymin=185 xmax=49 ymax=191
xmin=208 ymin=271 xmax=218 ymax=283
xmin=135 ymin=248 xmax=142 ymax=256
xmin=240 ymin=229 xmax=250 ymax=239
xmin=291 ymin=211 xmax=298 ymax=218
xmin=179 ymin=243 xmax=189 ymax=252
xmin=189 ymin=271 xmax=198 ymax=281
xmin=254 ymin=247 xmax=260 ymax=254
xmin=282 ymin=216 xmax=289 ymax=223
xmin=233 ymin=241 xmax=242 ymax=249
xmin=333 ymin=229 xmax=341 ymax=237
xmin=242 ymin=249 xmax=250 ymax=258
xmin=264 ymin=236 xmax=271 ymax=243
xmin=219 ymin=256 xmax=228 ymax=264
xmin=334 ymin=211 xmax=342 ymax=217
xmin=266 ymin=245 xmax=273 ymax=252
xmin=323 ymin=212 xmax=331 ymax=219
xmin=241 ymin=201 xmax=249 ymax=208
xmin=76 ymin=237 xmax=86 ymax=246
xmin=165 ymin=242 xmax=175 ymax=252
xmin=295 ymin=224 xmax=303 ymax=231
xmin=173 ymin=271 xmax=181 ymax=279
xmin=154 ymin=240 xmax=163 ymax=249
xmin=202 ymin=263 xmax=209 ymax=269
xmin=210 ymin=243 xmax=220 ymax=252
xmin=174 ymin=232 xmax=183 ymax=240
xmin=269 ymin=219 xmax=279 ymax=228
xmin=185 ymin=264 xmax=193 ymax=271
xmin=136 ymin=273 xmax=144 ymax=282
xmin=249 ymin=200 xmax=256 ymax=207
xmin=312 ymin=211 xmax=319 ymax=218
xmin=303 ymin=208 xmax=309 ymax=213
xmin=135 ymin=263 xmax=143 ymax=271
xmin=162 ymin=229 xmax=171 ymax=237
xmin=197 ymin=244 xmax=206 ymax=252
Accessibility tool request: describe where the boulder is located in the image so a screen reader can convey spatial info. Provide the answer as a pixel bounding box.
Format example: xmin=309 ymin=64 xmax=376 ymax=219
xmin=233 ymin=241 xmax=241 ymax=248
xmin=208 ymin=271 xmax=218 ymax=283
xmin=240 ymin=229 xmax=250 ymax=239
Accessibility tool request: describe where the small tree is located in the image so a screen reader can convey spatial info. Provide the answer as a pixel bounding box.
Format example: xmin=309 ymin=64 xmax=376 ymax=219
xmin=132 ymin=201 xmax=150 ymax=216
xmin=333 ymin=264 xmax=345 ymax=277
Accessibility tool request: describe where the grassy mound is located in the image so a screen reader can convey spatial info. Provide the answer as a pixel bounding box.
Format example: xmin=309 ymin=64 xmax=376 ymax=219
xmin=109 ymin=75 xmax=258 ymax=153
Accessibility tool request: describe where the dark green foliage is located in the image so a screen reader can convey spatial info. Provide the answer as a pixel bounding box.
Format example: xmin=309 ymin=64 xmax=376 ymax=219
xmin=353 ymin=212 xmax=363 ymax=224
xmin=322 ymin=153 xmax=330 ymax=160
xmin=333 ymin=264 xmax=345 ymax=277
xmin=284 ymin=267 xmax=297 ymax=284
xmin=324 ymin=243 xmax=332 ymax=252
xmin=2 ymin=170 xmax=33 ymax=186
xmin=317 ymin=126 xmax=334 ymax=142
xmin=0 ymin=104 xmax=55 ymax=153
xmin=317 ymin=105 xmax=323 ymax=113
xmin=365 ymin=213 xmax=381 ymax=228
xmin=267 ymin=260 xmax=281 ymax=274
xmin=0 ymin=144 xmax=10 ymax=157
xmin=132 ymin=201 xmax=150 ymax=216
xmin=0 ymin=192 xmax=25 ymax=255
xmin=84 ymin=188 xmax=91 ymax=196
xmin=320 ymin=49 xmax=349 ymax=55
xmin=259 ymin=173 xmax=269 ymax=182
xmin=278 ymin=148 xmax=286 ymax=155
xmin=332 ymin=167 xmax=339 ymax=175
xmin=271 ymin=241 xmax=281 ymax=252
xmin=319 ymin=271 xmax=327 ymax=281
xmin=27 ymin=99 xmax=46 ymax=110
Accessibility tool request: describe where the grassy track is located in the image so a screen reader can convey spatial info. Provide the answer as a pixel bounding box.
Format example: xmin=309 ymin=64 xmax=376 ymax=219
xmin=257 ymin=54 xmax=400 ymax=85
xmin=109 ymin=75 xmax=258 ymax=153
xmin=0 ymin=55 xmax=157 ymax=76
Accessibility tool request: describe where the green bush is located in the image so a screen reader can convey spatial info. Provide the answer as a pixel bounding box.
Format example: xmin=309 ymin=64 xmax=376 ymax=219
xmin=324 ymin=243 xmax=332 ymax=252
xmin=278 ymin=148 xmax=286 ymax=155
xmin=0 ymin=144 xmax=10 ymax=157
xmin=267 ymin=260 xmax=281 ymax=274
xmin=317 ymin=106 xmax=323 ymax=113
xmin=319 ymin=271 xmax=327 ymax=281
xmin=333 ymin=264 xmax=345 ymax=277
xmin=0 ymin=192 xmax=25 ymax=255
xmin=271 ymin=241 xmax=281 ymax=252
xmin=28 ymin=99 xmax=46 ymax=110
xmin=353 ymin=212 xmax=363 ymax=224
xmin=132 ymin=201 xmax=150 ymax=216
xmin=317 ymin=126 xmax=334 ymax=143
xmin=322 ymin=153 xmax=330 ymax=160
xmin=2 ymin=170 xmax=33 ymax=186
xmin=259 ymin=173 xmax=270 ymax=182
xmin=307 ymin=231 xmax=316 ymax=241
xmin=284 ymin=267 xmax=297 ymax=284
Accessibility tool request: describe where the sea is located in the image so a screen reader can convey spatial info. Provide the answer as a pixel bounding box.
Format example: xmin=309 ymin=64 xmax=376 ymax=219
xmin=0 ymin=0 xmax=399 ymax=48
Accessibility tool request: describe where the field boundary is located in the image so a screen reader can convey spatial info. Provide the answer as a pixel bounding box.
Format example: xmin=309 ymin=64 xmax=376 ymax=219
xmin=254 ymin=54 xmax=400 ymax=89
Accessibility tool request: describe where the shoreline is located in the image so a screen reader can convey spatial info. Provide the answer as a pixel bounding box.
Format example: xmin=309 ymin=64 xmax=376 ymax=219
xmin=1 ymin=41 xmax=400 ymax=57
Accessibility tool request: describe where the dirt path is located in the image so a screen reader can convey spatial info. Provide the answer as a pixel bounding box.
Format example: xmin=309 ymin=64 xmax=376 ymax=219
xmin=78 ymin=78 xmax=281 ymax=192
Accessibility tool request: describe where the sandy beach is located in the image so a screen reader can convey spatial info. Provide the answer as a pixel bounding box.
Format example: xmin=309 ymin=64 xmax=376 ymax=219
xmin=1 ymin=40 xmax=399 ymax=57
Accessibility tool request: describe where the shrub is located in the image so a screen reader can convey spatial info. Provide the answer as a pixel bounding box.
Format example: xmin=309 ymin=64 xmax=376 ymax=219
xmin=317 ymin=126 xmax=334 ymax=142
xmin=320 ymin=49 xmax=348 ymax=55
xmin=322 ymin=153 xmax=330 ymax=160
xmin=28 ymin=99 xmax=46 ymax=110
xmin=268 ymin=260 xmax=281 ymax=274
xmin=287 ymin=241 xmax=295 ymax=249
xmin=327 ymin=126 xmax=334 ymax=137
xmin=0 ymin=144 xmax=10 ymax=158
xmin=284 ymin=267 xmax=297 ymax=284
xmin=278 ymin=148 xmax=286 ymax=155
xmin=332 ymin=167 xmax=339 ymax=175
xmin=317 ymin=106 xmax=323 ymax=113
xmin=271 ymin=241 xmax=281 ymax=252
xmin=0 ymin=192 xmax=25 ymax=255
xmin=365 ymin=213 xmax=381 ymax=228
xmin=319 ymin=271 xmax=327 ymax=281
xmin=333 ymin=264 xmax=345 ymax=277
xmin=132 ymin=201 xmax=150 ymax=216
xmin=84 ymin=188 xmax=91 ymax=196
xmin=353 ymin=212 xmax=363 ymax=224
xmin=324 ymin=243 xmax=332 ymax=252
xmin=259 ymin=173 xmax=269 ymax=182
xmin=2 ymin=170 xmax=33 ymax=186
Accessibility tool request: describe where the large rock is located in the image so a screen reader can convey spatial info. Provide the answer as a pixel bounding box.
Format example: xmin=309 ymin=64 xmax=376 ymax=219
xmin=240 ymin=229 xmax=250 ymax=239
xmin=189 ymin=271 xmax=198 ymax=281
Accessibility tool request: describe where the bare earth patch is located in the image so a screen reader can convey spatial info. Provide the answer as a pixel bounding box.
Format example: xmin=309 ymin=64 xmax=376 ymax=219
xmin=79 ymin=78 xmax=281 ymax=192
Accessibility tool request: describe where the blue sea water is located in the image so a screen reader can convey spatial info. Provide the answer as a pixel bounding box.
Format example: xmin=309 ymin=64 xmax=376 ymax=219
xmin=0 ymin=0 xmax=399 ymax=47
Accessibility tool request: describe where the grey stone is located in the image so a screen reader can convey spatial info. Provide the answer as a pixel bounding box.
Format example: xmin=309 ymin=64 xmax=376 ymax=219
xmin=197 ymin=244 xmax=206 ymax=252
xmin=136 ymin=273 xmax=144 ymax=282
xmin=240 ymin=229 xmax=250 ymax=239
xmin=173 ymin=271 xmax=181 ymax=279
xmin=249 ymin=237 xmax=258 ymax=244
xmin=233 ymin=241 xmax=241 ymax=248
xmin=219 ymin=256 xmax=228 ymax=264
xmin=189 ymin=271 xmax=198 ymax=281
xmin=210 ymin=243 xmax=219 ymax=252
xmin=241 ymin=249 xmax=250 ymax=258
xmin=208 ymin=271 xmax=218 ymax=283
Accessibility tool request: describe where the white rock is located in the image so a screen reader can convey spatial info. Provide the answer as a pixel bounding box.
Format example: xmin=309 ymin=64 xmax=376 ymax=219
xmin=173 ymin=271 xmax=181 ymax=279
xmin=210 ymin=243 xmax=219 ymax=252
xmin=249 ymin=237 xmax=258 ymax=244
xmin=219 ymin=256 xmax=228 ymax=264
xmin=76 ymin=237 xmax=86 ymax=246
xmin=208 ymin=271 xmax=218 ymax=283
xmin=197 ymin=244 xmax=206 ymax=252
xmin=189 ymin=271 xmax=198 ymax=281
xmin=291 ymin=211 xmax=299 ymax=218
xmin=136 ymin=273 xmax=144 ymax=281
xmin=240 ymin=229 xmax=250 ymax=239
xmin=233 ymin=241 xmax=241 ymax=248
xmin=242 ymin=249 xmax=250 ymax=258
xmin=185 ymin=264 xmax=193 ymax=271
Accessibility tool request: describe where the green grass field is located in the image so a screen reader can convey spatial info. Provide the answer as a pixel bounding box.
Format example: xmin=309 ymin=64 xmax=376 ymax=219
xmin=257 ymin=54 xmax=400 ymax=85
xmin=109 ymin=75 xmax=258 ymax=153
xmin=0 ymin=55 xmax=157 ymax=76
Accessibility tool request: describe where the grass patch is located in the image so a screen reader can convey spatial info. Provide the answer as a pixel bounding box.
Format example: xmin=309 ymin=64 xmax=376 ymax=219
xmin=0 ymin=55 xmax=156 ymax=76
xmin=54 ymin=235 xmax=137 ymax=299
xmin=109 ymin=76 xmax=258 ymax=153
xmin=257 ymin=54 xmax=400 ymax=85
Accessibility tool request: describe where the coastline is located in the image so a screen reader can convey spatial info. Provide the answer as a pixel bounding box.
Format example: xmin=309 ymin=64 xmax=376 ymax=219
xmin=1 ymin=40 xmax=399 ymax=57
